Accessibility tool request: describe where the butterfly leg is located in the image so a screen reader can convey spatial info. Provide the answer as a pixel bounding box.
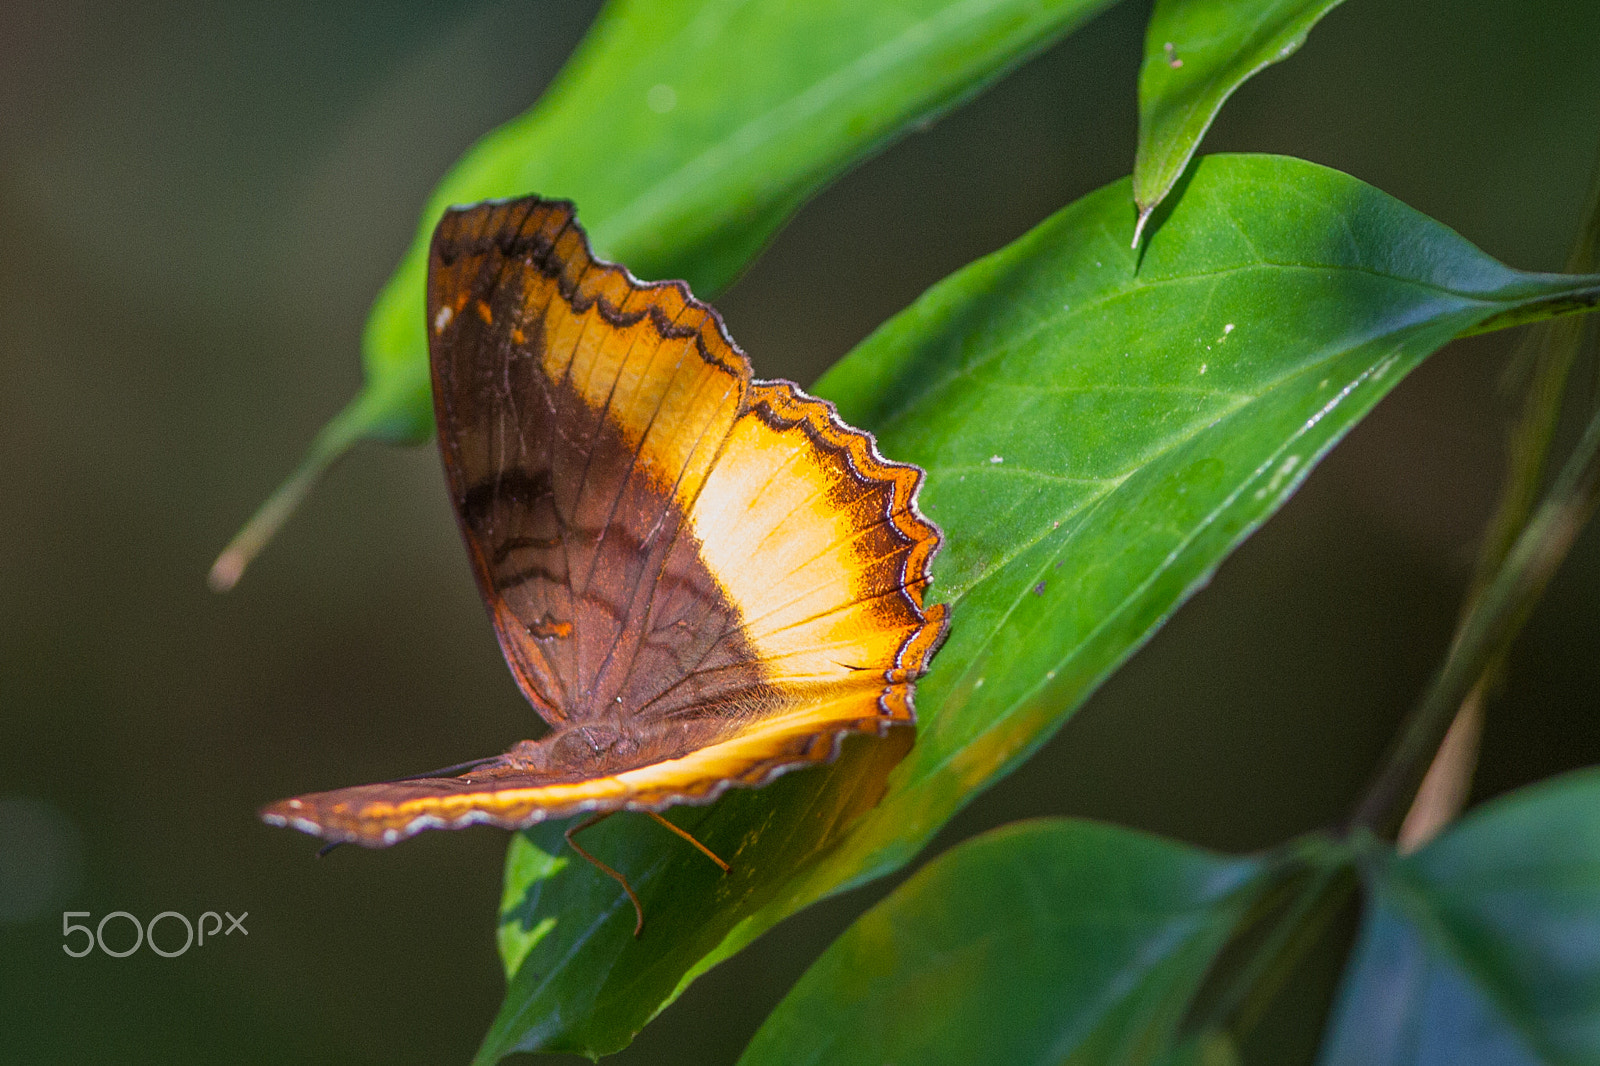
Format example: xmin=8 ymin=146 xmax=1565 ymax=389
xmin=565 ymin=812 xmax=647 ymax=936
xmin=644 ymin=810 xmax=730 ymax=873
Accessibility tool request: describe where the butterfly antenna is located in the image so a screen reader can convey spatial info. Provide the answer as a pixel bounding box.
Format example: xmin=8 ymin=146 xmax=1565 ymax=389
xmin=381 ymin=754 xmax=503 ymax=784
xmin=565 ymin=812 xmax=646 ymax=937
xmin=316 ymin=841 xmax=344 ymax=858
xmin=645 ymin=810 xmax=730 ymax=872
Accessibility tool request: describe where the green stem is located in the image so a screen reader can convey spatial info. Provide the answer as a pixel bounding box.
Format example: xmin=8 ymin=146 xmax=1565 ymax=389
xmin=1352 ymin=392 xmax=1600 ymax=837
xmin=1392 ymin=150 xmax=1600 ymax=847
xmin=1201 ymin=865 xmax=1344 ymax=1038
xmin=1228 ymin=869 xmax=1355 ymax=1042
xmin=1179 ymin=836 xmax=1351 ymax=1043
xmin=1474 ymin=153 xmax=1600 ymax=601
xmin=207 ymin=389 xmax=379 ymax=591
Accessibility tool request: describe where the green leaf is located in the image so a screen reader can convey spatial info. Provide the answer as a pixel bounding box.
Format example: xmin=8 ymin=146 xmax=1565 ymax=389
xmin=1320 ymin=767 xmax=1600 ymax=1065
xmin=1159 ymin=1031 xmax=1245 ymax=1066
xmin=738 ymin=820 xmax=1269 ymax=1066
xmin=211 ymin=0 xmax=1119 ymax=589
xmin=478 ymin=154 xmax=1600 ymax=1061
xmin=495 ymin=835 xmax=567 ymax=980
xmin=1132 ymin=0 xmax=1348 ymax=243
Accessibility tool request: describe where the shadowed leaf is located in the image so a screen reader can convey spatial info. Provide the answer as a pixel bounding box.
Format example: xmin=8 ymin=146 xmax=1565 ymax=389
xmin=739 ymin=820 xmax=1269 ymax=1066
xmin=1321 ymin=767 xmax=1600 ymax=1065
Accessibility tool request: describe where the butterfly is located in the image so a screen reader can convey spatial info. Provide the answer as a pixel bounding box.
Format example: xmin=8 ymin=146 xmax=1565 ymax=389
xmin=262 ymin=196 xmax=947 ymax=928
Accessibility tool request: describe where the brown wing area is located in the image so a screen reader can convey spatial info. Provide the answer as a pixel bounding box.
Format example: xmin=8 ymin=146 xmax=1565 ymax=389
xmin=426 ymin=197 xmax=753 ymax=726
xmin=261 ymin=195 xmax=947 ymax=846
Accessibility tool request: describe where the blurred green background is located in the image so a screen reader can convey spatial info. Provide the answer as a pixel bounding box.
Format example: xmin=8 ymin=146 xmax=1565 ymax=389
xmin=3 ymin=1 xmax=1599 ymax=1062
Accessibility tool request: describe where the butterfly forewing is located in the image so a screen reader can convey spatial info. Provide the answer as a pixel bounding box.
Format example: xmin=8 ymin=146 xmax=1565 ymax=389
xmin=429 ymin=200 xmax=762 ymax=726
xmin=262 ymin=196 xmax=946 ymax=846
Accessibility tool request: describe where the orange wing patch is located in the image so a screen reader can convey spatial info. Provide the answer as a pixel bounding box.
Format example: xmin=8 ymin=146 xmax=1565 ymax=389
xmin=262 ymin=195 xmax=947 ymax=848
xmin=695 ymin=383 xmax=942 ymax=689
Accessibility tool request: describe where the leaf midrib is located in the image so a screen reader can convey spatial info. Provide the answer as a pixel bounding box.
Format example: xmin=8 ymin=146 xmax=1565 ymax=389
xmin=1376 ymin=863 xmax=1564 ymax=1062
xmin=870 ymin=260 xmax=1500 ymax=435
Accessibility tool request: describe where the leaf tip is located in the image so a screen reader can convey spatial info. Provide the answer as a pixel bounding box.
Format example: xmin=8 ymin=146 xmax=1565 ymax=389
xmin=1131 ymin=205 xmax=1154 ymax=250
xmin=206 ymin=463 xmax=319 ymax=593
xmin=207 ymin=391 xmax=378 ymax=592
xmin=207 ymin=546 xmax=248 ymax=593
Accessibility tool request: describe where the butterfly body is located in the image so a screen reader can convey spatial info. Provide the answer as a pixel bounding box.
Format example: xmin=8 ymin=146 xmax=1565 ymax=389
xmin=263 ymin=196 xmax=946 ymax=848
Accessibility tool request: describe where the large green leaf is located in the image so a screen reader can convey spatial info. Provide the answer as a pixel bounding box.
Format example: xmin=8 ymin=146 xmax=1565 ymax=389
xmin=738 ymin=819 xmax=1271 ymax=1066
xmin=1320 ymin=767 xmax=1600 ymax=1065
xmin=477 ymin=154 xmax=1600 ymax=1060
xmin=211 ymin=0 xmax=1119 ymax=588
xmin=1132 ymin=0 xmax=1348 ymax=242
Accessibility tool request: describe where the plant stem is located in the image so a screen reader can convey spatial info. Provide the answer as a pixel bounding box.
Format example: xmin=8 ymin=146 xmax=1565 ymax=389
xmin=1393 ymin=153 xmax=1600 ymax=849
xmin=208 ymin=387 xmax=381 ymax=592
xmin=1397 ymin=312 xmax=1581 ymax=851
xmin=1353 ymin=391 xmax=1600 ymax=837
xmin=1396 ymin=688 xmax=1484 ymax=851
xmin=1204 ymin=860 xmax=1350 ymax=1041
xmin=1229 ymin=869 xmax=1356 ymax=1042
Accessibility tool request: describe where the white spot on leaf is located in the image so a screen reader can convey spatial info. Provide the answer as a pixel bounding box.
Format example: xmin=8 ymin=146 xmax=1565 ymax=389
xmin=646 ymin=83 xmax=678 ymax=113
xmin=1264 ymin=454 xmax=1303 ymax=495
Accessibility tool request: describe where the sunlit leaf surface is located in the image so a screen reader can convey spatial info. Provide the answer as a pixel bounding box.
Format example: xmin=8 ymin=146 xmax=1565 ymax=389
xmin=476 ymin=155 xmax=1600 ymax=1060
xmin=1133 ymin=0 xmax=1348 ymax=240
